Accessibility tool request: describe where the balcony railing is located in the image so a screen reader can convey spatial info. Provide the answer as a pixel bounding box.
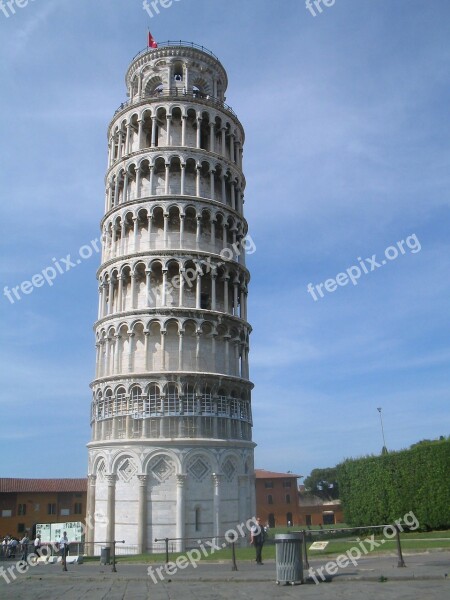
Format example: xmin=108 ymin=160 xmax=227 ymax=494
xmin=132 ymin=41 xmax=220 ymax=62
xmin=114 ymin=88 xmax=237 ymax=118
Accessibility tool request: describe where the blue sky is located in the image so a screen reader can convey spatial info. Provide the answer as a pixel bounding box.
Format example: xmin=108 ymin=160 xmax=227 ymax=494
xmin=1 ymin=0 xmax=449 ymax=480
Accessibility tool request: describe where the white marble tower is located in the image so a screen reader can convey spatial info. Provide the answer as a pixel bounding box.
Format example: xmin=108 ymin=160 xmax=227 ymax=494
xmin=86 ymin=41 xmax=255 ymax=553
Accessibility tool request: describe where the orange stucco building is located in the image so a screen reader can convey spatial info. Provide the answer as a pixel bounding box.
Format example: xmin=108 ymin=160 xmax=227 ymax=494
xmin=255 ymin=469 xmax=301 ymax=527
xmin=0 ymin=479 xmax=87 ymax=538
xmin=255 ymin=470 xmax=344 ymax=528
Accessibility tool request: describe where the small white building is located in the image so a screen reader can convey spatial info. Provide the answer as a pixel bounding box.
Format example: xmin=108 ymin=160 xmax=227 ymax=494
xmin=86 ymin=41 xmax=255 ymax=553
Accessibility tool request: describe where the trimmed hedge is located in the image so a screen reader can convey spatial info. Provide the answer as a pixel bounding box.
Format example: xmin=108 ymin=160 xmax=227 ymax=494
xmin=337 ymin=439 xmax=450 ymax=529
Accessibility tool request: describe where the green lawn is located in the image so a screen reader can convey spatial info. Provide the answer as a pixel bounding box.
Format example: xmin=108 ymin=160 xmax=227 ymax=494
xmin=90 ymin=529 xmax=450 ymax=564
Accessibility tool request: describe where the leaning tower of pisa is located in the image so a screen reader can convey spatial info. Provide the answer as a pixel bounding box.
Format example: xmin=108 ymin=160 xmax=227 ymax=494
xmin=86 ymin=42 xmax=255 ymax=553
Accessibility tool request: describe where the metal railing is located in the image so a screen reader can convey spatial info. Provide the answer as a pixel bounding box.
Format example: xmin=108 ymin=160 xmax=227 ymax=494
xmin=295 ymin=524 xmax=407 ymax=571
xmin=154 ymin=534 xmax=239 ymax=571
xmin=114 ymin=89 xmax=236 ymax=118
xmin=0 ymin=542 xmax=84 ymax=560
xmin=132 ymin=41 xmax=220 ymax=62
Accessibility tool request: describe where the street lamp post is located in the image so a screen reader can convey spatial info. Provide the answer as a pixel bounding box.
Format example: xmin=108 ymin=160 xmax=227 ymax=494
xmin=377 ymin=407 xmax=387 ymax=453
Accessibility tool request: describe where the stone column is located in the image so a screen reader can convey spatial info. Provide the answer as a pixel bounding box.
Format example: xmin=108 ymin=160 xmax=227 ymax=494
xmin=179 ymin=214 xmax=185 ymax=247
xmin=210 ymin=219 xmax=216 ymax=250
xmin=117 ymin=276 xmax=124 ymax=312
xmin=135 ymin=167 xmax=141 ymax=200
xmin=230 ymin=133 xmax=235 ymax=162
xmin=196 ymin=165 xmax=201 ymax=197
xmin=102 ymin=283 xmax=108 ymax=318
xmin=125 ymin=124 xmax=131 ymax=155
xmin=221 ymin=174 xmax=226 ymax=204
xmin=176 ymin=475 xmax=187 ymax=552
xmin=95 ymin=343 xmax=101 ymax=378
xmin=105 ymin=337 xmax=111 ymax=376
xmin=163 ymin=213 xmax=169 ymax=247
xmin=233 ymin=280 xmax=239 ymax=316
xmin=179 ymin=268 xmax=185 ymax=307
xmin=137 ymin=119 xmax=144 ymax=150
xmin=240 ymin=287 xmax=245 ymax=319
xmin=147 ymin=215 xmax=153 ymax=249
xmin=196 ymin=216 xmax=201 ymax=250
xmin=105 ymin=475 xmax=117 ymax=548
xmin=210 ymin=170 xmax=215 ymax=200
xmin=137 ymin=475 xmax=148 ymax=554
xmin=221 ymin=127 xmax=226 ymax=156
xmin=98 ymin=286 xmax=103 ymax=319
xmin=234 ymin=341 xmax=240 ymax=376
xmin=238 ymin=475 xmax=249 ymax=543
xmin=144 ymin=331 xmax=150 ymax=370
xmin=166 ymin=114 xmax=172 ymax=146
xmin=224 ymin=335 xmax=230 ymax=373
xmin=249 ymin=473 xmax=256 ymax=518
xmin=209 ymin=122 xmax=215 ymax=152
xmin=128 ymin=332 xmax=135 ymax=373
xmin=196 ymin=117 xmax=202 ymax=148
xmin=145 ymin=269 xmax=152 ymax=306
xmin=149 ymin=165 xmax=154 ymax=196
xmin=114 ymin=335 xmax=121 ymax=373
xmin=114 ymin=177 xmax=120 ymax=207
xmin=211 ymin=332 xmax=217 ymax=372
xmin=181 ymin=116 xmax=187 ymax=146
xmin=212 ymin=474 xmax=222 ymax=543
xmin=151 ymin=117 xmax=157 ymax=147
xmin=117 ymin=130 xmax=123 ymax=159
xmin=195 ymin=330 xmax=201 ymax=371
xmin=131 ymin=274 xmax=137 ymax=309
xmin=180 ymin=163 xmax=186 ymax=195
xmin=133 ymin=217 xmax=139 ymax=253
xmin=165 ymin=163 xmax=170 ymax=195
xmin=120 ymin=221 xmax=126 ymax=254
xmin=178 ymin=331 xmax=184 ymax=370
xmin=85 ymin=475 xmax=97 ymax=555
xmin=162 ymin=269 xmax=168 ymax=306
xmin=223 ymin=276 xmax=229 ymax=313
xmin=161 ymin=330 xmax=166 ymax=370
xmin=195 ymin=274 xmax=201 ymax=309
xmin=211 ymin=273 xmax=217 ymax=310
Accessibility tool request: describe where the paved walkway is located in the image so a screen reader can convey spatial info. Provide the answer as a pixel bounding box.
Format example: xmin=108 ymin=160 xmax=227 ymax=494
xmin=0 ymin=551 xmax=448 ymax=599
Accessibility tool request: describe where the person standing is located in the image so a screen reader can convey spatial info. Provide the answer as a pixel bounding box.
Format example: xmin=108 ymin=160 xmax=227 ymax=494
xmin=34 ymin=533 xmax=41 ymax=557
xmin=250 ymin=517 xmax=265 ymax=565
xmin=59 ymin=532 xmax=69 ymax=571
xmin=20 ymin=533 xmax=30 ymax=562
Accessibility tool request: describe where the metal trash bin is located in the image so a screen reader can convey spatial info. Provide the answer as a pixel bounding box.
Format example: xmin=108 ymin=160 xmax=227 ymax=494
xmin=275 ymin=533 xmax=303 ymax=585
xmin=100 ymin=547 xmax=110 ymax=565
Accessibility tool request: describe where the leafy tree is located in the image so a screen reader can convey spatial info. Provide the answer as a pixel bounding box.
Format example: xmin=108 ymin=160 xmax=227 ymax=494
xmin=303 ymin=467 xmax=340 ymax=500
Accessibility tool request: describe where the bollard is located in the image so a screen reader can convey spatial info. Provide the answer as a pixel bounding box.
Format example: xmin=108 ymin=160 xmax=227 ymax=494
xmin=230 ymin=535 xmax=238 ymax=571
xmin=395 ymin=526 xmax=406 ymax=568
xmin=302 ymin=530 xmax=310 ymax=570
xmin=165 ymin=538 xmax=169 ymax=564
xmin=112 ymin=540 xmax=125 ymax=573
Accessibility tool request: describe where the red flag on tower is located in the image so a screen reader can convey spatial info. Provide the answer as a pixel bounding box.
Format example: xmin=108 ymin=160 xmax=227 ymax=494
xmin=148 ymin=32 xmax=158 ymax=49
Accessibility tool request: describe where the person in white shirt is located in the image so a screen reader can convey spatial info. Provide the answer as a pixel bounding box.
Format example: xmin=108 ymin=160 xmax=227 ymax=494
xmin=34 ymin=534 xmax=42 ymax=556
xmin=58 ymin=532 xmax=69 ymax=571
